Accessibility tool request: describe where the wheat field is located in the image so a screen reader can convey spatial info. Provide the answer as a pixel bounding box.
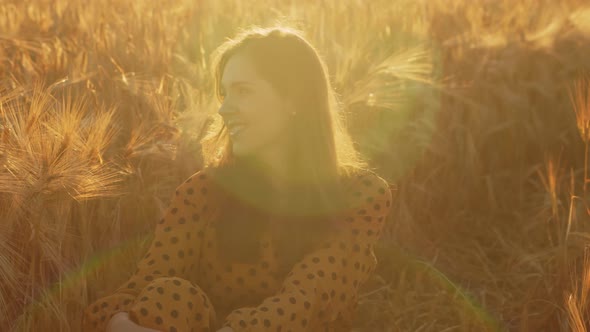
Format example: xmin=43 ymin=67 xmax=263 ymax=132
xmin=1 ymin=0 xmax=590 ymax=331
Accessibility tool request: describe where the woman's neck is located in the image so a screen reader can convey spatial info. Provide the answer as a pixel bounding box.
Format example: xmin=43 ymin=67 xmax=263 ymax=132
xmin=237 ymin=154 xmax=296 ymax=194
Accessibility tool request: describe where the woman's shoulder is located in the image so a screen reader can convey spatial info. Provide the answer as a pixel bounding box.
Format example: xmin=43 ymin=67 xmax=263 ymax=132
xmin=335 ymin=168 xmax=393 ymax=217
xmin=172 ymin=166 xmax=230 ymax=219
xmin=175 ymin=166 xmax=224 ymax=200
xmin=183 ymin=166 xmax=216 ymax=183
xmin=341 ymin=168 xmax=391 ymax=197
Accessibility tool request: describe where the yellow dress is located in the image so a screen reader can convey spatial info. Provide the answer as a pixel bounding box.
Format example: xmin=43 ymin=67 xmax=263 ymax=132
xmin=82 ymin=167 xmax=393 ymax=331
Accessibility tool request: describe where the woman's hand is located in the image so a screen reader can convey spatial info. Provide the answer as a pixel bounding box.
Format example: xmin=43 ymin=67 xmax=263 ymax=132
xmin=216 ymin=327 xmax=235 ymax=332
xmin=107 ymin=311 xmax=234 ymax=332
xmin=106 ymin=312 xmax=161 ymax=332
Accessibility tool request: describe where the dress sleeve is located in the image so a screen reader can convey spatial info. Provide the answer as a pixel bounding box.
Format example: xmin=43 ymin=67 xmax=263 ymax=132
xmin=222 ymin=171 xmax=393 ymax=331
xmin=81 ymin=169 xmax=215 ymax=331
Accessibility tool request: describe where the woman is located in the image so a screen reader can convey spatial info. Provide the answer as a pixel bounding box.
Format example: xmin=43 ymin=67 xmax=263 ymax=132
xmin=82 ymin=26 xmax=393 ymax=332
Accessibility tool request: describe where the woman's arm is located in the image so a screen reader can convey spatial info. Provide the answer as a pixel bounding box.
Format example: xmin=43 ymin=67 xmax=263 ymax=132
xmin=221 ymin=171 xmax=393 ymax=331
xmin=82 ymin=169 xmax=216 ymax=331
xmin=106 ymin=312 xmax=161 ymax=332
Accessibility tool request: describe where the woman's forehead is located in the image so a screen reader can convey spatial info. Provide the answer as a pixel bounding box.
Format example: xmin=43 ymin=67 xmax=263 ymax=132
xmin=221 ymin=54 xmax=262 ymax=86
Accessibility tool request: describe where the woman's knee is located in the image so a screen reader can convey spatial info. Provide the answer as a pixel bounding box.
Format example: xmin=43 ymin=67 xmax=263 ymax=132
xmin=144 ymin=276 xmax=196 ymax=289
xmin=129 ymin=276 xmax=216 ymax=331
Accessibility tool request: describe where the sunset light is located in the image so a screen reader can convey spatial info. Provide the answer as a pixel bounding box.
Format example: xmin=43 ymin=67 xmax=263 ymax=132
xmin=1 ymin=0 xmax=590 ymax=331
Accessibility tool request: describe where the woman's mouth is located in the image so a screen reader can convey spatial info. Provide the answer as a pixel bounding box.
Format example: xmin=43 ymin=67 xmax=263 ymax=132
xmin=229 ymin=124 xmax=248 ymax=138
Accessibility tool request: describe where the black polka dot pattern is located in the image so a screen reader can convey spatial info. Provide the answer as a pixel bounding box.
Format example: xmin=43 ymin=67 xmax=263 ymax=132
xmin=82 ymin=169 xmax=216 ymax=332
xmin=127 ymin=277 xmax=215 ymax=331
xmin=81 ymin=169 xmax=393 ymax=332
xmin=222 ymin=171 xmax=392 ymax=331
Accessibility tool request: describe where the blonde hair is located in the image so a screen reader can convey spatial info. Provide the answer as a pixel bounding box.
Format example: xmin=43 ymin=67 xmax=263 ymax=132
xmin=202 ymin=25 xmax=368 ymax=181
xmin=200 ymin=26 xmax=372 ymax=267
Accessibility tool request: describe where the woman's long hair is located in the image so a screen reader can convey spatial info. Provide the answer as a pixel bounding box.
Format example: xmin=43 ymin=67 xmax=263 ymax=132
xmin=200 ymin=26 xmax=371 ymax=274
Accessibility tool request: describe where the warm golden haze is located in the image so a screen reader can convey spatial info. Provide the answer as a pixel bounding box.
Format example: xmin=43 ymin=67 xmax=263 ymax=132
xmin=1 ymin=0 xmax=590 ymax=331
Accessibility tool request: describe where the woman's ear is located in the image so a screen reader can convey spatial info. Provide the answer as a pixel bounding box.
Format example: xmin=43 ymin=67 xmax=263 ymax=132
xmin=283 ymin=98 xmax=297 ymax=117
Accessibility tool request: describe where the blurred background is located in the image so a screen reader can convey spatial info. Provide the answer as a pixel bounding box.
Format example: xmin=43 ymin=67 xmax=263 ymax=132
xmin=1 ymin=0 xmax=590 ymax=330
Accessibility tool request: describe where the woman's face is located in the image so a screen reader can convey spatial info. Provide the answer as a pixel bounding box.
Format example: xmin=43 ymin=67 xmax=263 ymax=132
xmin=218 ymin=52 xmax=294 ymax=158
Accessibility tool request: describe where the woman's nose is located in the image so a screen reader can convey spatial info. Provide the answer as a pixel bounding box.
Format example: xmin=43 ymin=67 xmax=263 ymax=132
xmin=217 ymin=100 xmax=239 ymax=120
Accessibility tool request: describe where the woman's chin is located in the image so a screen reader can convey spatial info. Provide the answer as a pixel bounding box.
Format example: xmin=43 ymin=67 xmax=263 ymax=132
xmin=231 ymin=141 xmax=249 ymax=157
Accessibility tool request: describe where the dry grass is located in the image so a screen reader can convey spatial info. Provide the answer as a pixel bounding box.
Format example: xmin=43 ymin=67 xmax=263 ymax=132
xmin=1 ymin=0 xmax=590 ymax=331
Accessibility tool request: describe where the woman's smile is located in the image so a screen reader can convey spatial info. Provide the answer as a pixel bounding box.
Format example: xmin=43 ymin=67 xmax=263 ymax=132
xmin=229 ymin=124 xmax=248 ymax=139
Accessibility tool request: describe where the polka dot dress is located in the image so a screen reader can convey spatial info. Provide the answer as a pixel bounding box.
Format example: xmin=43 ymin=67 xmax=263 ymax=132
xmin=82 ymin=168 xmax=393 ymax=331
